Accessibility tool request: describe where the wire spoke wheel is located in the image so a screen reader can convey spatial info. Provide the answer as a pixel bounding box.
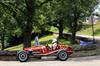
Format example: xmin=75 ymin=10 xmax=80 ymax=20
xmin=17 ymin=51 xmax=28 ymax=62
xmin=58 ymin=50 xmax=68 ymax=61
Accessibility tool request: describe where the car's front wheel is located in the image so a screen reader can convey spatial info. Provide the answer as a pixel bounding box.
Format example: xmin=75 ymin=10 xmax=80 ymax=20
xmin=16 ymin=51 xmax=29 ymax=62
xmin=57 ymin=50 xmax=68 ymax=61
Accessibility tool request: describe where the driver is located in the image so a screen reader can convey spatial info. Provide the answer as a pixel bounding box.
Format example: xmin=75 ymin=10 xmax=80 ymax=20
xmin=52 ymin=38 xmax=58 ymax=50
xmin=46 ymin=38 xmax=58 ymax=50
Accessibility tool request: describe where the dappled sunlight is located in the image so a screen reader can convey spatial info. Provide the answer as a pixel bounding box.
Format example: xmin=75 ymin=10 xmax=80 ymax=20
xmin=5 ymin=35 xmax=57 ymax=51
xmin=5 ymin=44 xmax=23 ymax=51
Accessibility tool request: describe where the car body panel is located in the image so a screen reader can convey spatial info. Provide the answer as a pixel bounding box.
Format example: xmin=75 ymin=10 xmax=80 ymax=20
xmin=24 ymin=44 xmax=73 ymax=56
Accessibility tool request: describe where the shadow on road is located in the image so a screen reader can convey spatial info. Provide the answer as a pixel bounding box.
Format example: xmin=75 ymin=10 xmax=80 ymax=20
xmin=0 ymin=55 xmax=100 ymax=63
xmin=68 ymin=55 xmax=100 ymax=62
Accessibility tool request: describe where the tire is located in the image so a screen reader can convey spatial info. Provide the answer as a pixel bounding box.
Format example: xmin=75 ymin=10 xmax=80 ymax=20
xmin=57 ymin=50 xmax=68 ymax=61
xmin=16 ymin=51 xmax=29 ymax=62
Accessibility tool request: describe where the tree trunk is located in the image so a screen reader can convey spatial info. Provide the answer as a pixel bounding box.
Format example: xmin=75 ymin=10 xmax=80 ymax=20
xmin=58 ymin=26 xmax=63 ymax=38
xmin=23 ymin=10 xmax=33 ymax=48
xmin=23 ymin=22 xmax=32 ymax=48
xmin=1 ymin=34 xmax=5 ymax=50
xmin=70 ymin=12 xmax=79 ymax=44
xmin=58 ymin=20 xmax=63 ymax=38
xmin=71 ymin=31 xmax=76 ymax=44
xmin=23 ymin=0 xmax=34 ymax=48
xmin=70 ymin=21 xmax=77 ymax=44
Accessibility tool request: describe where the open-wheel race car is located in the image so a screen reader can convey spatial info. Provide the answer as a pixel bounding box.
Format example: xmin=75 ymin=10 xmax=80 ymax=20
xmin=16 ymin=43 xmax=73 ymax=62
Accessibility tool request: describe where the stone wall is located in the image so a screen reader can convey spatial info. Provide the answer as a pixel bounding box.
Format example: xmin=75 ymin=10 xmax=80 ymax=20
xmin=0 ymin=51 xmax=17 ymax=56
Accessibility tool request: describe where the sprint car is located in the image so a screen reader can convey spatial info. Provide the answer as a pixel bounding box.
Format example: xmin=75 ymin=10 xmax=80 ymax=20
xmin=16 ymin=43 xmax=73 ymax=62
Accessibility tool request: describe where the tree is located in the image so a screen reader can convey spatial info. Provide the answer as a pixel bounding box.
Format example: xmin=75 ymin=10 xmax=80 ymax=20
xmin=63 ymin=0 xmax=99 ymax=43
xmin=40 ymin=0 xmax=66 ymax=38
xmin=51 ymin=1 xmax=65 ymax=38
xmin=0 ymin=0 xmax=53 ymax=48
xmin=0 ymin=5 xmax=17 ymax=50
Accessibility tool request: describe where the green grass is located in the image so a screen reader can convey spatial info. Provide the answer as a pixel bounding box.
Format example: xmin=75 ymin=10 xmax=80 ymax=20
xmin=5 ymin=35 xmax=75 ymax=51
xmin=77 ymin=22 xmax=100 ymax=36
xmin=5 ymin=35 xmax=57 ymax=51
xmin=5 ymin=44 xmax=23 ymax=51
xmin=50 ymin=26 xmax=59 ymax=32
xmin=50 ymin=22 xmax=100 ymax=36
xmin=59 ymin=39 xmax=71 ymax=45
xmin=5 ymin=22 xmax=100 ymax=51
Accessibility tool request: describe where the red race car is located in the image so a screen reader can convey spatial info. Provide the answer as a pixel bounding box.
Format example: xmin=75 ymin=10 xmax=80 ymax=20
xmin=16 ymin=43 xmax=73 ymax=62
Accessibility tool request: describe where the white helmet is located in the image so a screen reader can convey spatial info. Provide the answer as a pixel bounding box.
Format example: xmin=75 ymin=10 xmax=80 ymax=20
xmin=52 ymin=39 xmax=57 ymax=44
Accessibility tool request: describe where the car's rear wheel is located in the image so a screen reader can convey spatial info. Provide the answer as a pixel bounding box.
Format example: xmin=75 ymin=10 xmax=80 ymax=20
xmin=57 ymin=50 xmax=68 ymax=61
xmin=16 ymin=51 xmax=29 ymax=62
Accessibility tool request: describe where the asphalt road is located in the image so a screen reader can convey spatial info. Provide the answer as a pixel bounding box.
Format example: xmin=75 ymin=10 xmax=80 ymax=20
xmin=0 ymin=55 xmax=100 ymax=66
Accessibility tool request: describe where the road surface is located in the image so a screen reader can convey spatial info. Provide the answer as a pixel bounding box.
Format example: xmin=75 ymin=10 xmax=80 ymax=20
xmin=0 ymin=55 xmax=100 ymax=66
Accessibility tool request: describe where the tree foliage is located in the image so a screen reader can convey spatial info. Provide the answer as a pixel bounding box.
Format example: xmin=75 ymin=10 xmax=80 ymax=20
xmin=0 ymin=4 xmax=18 ymax=50
xmin=0 ymin=0 xmax=99 ymax=49
xmin=0 ymin=0 xmax=53 ymax=48
xmin=62 ymin=0 xmax=99 ymax=43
